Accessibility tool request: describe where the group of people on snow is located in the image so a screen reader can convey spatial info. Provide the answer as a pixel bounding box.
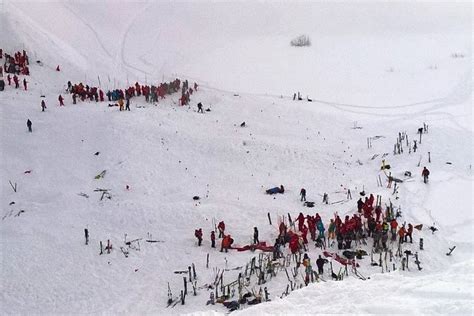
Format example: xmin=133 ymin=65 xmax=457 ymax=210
xmin=0 ymin=49 xmax=30 ymax=92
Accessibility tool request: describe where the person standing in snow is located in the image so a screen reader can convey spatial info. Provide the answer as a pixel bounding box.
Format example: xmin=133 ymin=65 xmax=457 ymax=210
xmin=41 ymin=99 xmax=46 ymax=112
xmin=23 ymin=78 xmax=27 ymax=90
xmin=217 ymin=221 xmax=225 ymax=238
xmin=398 ymin=225 xmax=406 ymax=244
xmin=316 ymin=255 xmax=328 ymax=275
xmin=197 ymin=102 xmax=203 ymax=113
xmin=125 ymin=98 xmax=130 ymax=111
xmin=422 ymin=167 xmax=430 ymax=184
xmin=26 ymin=119 xmax=32 ymax=132
xmin=195 ymin=228 xmax=203 ymax=246
xmin=405 ymin=223 xmax=413 ymax=243
xmin=210 ymin=231 xmax=216 ymax=248
xmin=253 ymin=227 xmax=259 ymax=244
xmin=58 ymin=94 xmax=64 ymax=106
xmin=300 ymin=188 xmax=306 ymax=201
xmin=13 ymin=74 xmax=19 ymax=88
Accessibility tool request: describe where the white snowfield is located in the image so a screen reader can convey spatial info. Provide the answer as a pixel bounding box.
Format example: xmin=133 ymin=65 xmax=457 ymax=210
xmin=1 ymin=1 xmax=472 ymax=315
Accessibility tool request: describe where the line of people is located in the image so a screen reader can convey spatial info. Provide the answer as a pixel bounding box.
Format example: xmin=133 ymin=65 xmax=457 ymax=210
xmin=195 ymin=221 xmax=261 ymax=253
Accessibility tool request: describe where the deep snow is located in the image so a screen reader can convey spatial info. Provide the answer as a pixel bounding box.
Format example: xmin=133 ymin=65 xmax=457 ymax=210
xmin=0 ymin=1 xmax=472 ymax=315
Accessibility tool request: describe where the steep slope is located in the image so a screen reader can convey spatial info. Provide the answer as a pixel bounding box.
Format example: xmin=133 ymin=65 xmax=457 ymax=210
xmin=1 ymin=1 xmax=472 ymax=315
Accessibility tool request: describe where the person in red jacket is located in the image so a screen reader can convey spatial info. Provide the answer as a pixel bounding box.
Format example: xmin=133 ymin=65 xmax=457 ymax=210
xmin=297 ymin=212 xmax=305 ymax=231
xmin=210 ymin=231 xmax=216 ymax=248
xmin=390 ymin=218 xmax=398 ymax=241
xmin=58 ymin=94 xmax=64 ymax=106
xmin=194 ymin=228 xmax=203 ymax=246
xmin=217 ymin=221 xmax=225 ymax=238
xmin=398 ymin=226 xmax=406 ymax=244
xmin=279 ymin=222 xmax=287 ymax=240
xmin=301 ymin=224 xmax=308 ymax=244
xmin=23 ymin=78 xmax=27 ymax=90
xmin=289 ymin=234 xmax=299 ymax=254
xmin=99 ymin=89 xmax=104 ymax=102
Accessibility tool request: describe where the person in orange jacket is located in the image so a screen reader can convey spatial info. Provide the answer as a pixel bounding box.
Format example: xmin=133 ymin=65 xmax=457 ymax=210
xmin=118 ymin=98 xmax=124 ymax=111
xmin=398 ymin=225 xmax=406 ymax=244
xmin=221 ymin=234 xmax=233 ymax=252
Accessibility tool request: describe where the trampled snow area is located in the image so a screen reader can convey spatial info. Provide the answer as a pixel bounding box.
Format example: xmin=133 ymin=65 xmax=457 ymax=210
xmin=0 ymin=1 xmax=472 ymax=315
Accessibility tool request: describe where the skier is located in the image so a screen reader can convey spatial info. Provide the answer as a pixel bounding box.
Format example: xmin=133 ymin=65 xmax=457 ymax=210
xmin=302 ymin=253 xmax=312 ymax=285
xmin=26 ymin=119 xmax=32 ymax=132
xmin=398 ymin=225 xmax=406 ymax=244
xmin=221 ymin=234 xmax=233 ymax=252
xmin=84 ymin=228 xmax=89 ymax=245
xmin=197 ymin=102 xmax=203 ymax=113
xmin=336 ymin=232 xmax=344 ymax=250
xmin=297 ymin=212 xmax=305 ymax=231
xmin=41 ymin=100 xmax=46 ymax=112
xmin=23 ymin=78 xmax=27 ymax=90
xmin=381 ymin=231 xmax=388 ymax=250
xmin=315 ymin=255 xmax=328 ymax=275
xmin=322 ymin=193 xmax=329 ymax=204
xmin=390 ymin=218 xmax=398 ymax=241
xmin=118 ymin=98 xmax=124 ymax=111
xmin=210 ymin=231 xmax=216 ymax=248
xmin=405 ymin=223 xmax=413 ymax=243
xmin=328 ymin=219 xmax=336 ymax=240
xmin=217 ymin=221 xmax=225 ymax=238
xmin=13 ymin=75 xmax=19 ymax=88
xmin=253 ymin=227 xmax=259 ymax=244
xmin=125 ymin=98 xmax=130 ymax=111
xmin=58 ymin=94 xmax=64 ymax=106
xmin=357 ymin=198 xmax=364 ymax=213
xmin=373 ymin=227 xmax=382 ymax=250
xmin=300 ymin=188 xmax=306 ymax=201
xmin=422 ymin=167 xmax=430 ymax=184
xmin=194 ymin=228 xmax=203 ymax=246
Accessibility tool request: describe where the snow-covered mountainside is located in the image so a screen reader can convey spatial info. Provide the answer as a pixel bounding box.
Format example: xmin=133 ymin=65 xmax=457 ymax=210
xmin=1 ymin=1 xmax=472 ymax=315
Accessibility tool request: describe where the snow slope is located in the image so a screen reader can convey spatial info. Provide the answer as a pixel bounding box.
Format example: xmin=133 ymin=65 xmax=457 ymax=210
xmin=1 ymin=1 xmax=472 ymax=315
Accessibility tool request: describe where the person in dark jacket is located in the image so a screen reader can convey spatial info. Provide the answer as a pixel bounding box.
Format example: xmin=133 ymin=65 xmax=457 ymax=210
xmin=316 ymin=255 xmax=328 ymax=274
xmin=195 ymin=228 xmax=203 ymax=246
xmin=422 ymin=167 xmax=430 ymax=183
xmin=210 ymin=231 xmax=216 ymax=248
xmin=27 ymin=119 xmax=32 ymax=132
xmin=253 ymin=227 xmax=259 ymax=244
xmin=300 ymin=188 xmax=306 ymax=201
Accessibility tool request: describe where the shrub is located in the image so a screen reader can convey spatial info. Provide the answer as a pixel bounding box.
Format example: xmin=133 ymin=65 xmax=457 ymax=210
xmin=290 ymin=35 xmax=311 ymax=47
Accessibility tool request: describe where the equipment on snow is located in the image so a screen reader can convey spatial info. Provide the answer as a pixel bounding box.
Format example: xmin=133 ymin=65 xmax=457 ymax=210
xmin=446 ymin=246 xmax=456 ymax=256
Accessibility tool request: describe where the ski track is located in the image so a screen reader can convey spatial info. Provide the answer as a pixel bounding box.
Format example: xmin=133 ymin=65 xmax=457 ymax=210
xmin=62 ymin=3 xmax=113 ymax=59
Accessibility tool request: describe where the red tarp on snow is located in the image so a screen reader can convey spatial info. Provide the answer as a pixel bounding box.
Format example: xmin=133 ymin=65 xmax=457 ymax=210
xmin=233 ymin=242 xmax=274 ymax=252
xmin=323 ymin=251 xmax=359 ymax=267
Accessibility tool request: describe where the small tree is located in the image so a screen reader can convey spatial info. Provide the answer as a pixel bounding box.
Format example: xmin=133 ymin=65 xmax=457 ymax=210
xmin=290 ymin=35 xmax=311 ymax=47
